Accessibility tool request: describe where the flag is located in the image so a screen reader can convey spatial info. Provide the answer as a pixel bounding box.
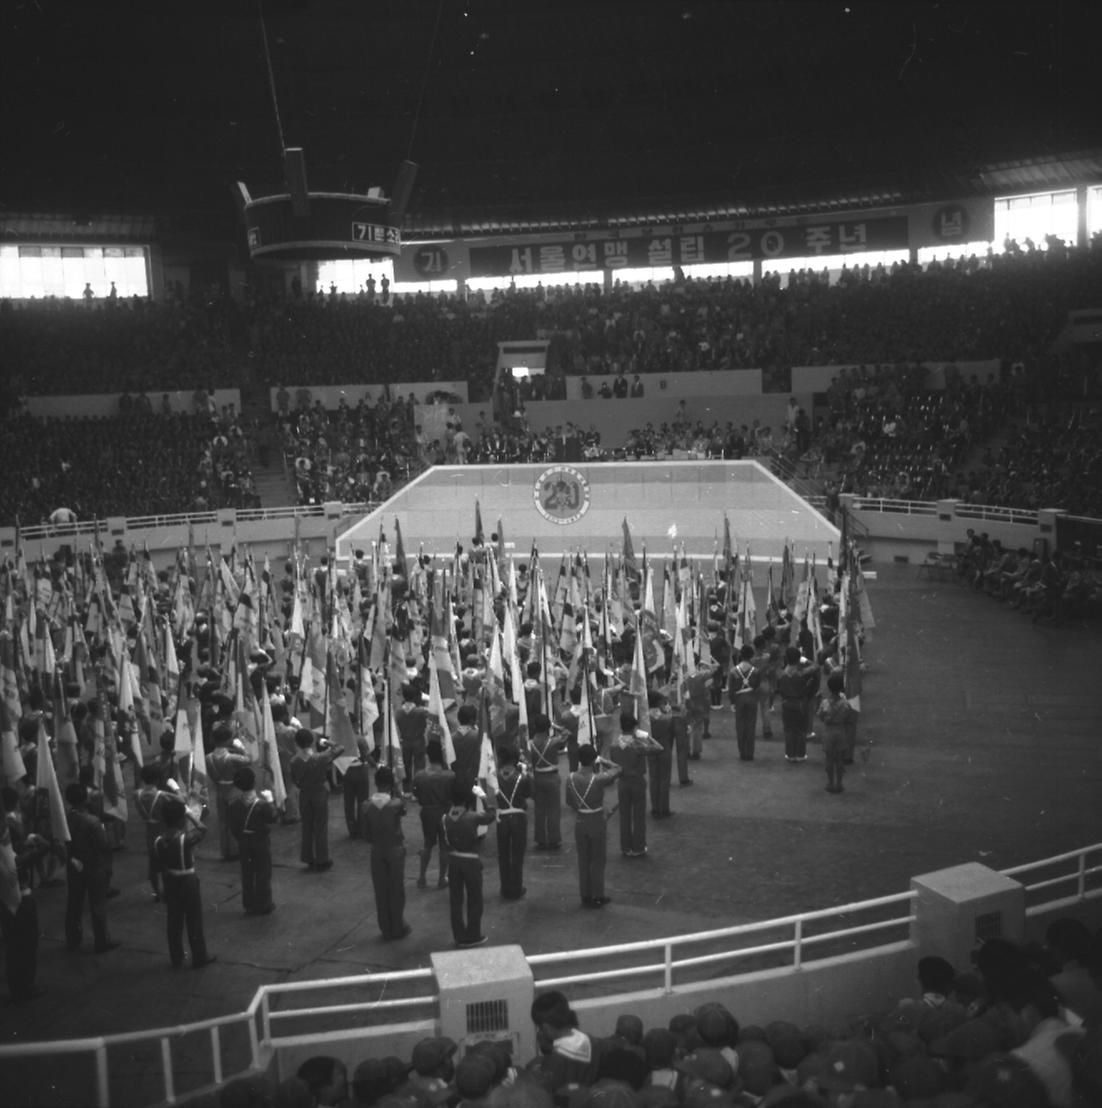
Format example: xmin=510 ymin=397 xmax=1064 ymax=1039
xmin=840 ymin=571 xmax=864 ymax=712
xmin=427 ymin=651 xmax=456 ymax=768
xmin=233 ymin=637 xmax=261 ymax=763
xmin=381 ymin=680 xmax=405 ymax=786
xmin=670 ymin=590 xmax=692 ymax=706
xmin=495 ymin=517 xmax=506 ymax=579
xmin=621 ymin=518 xmax=639 ymax=580
xmin=187 ymin=711 xmax=211 ymax=813
xmin=35 ymin=719 xmax=71 ymax=844
xmin=477 ymin=726 xmax=498 ymax=797
xmin=298 ymin=625 xmax=328 ymax=715
xmin=806 ymin=559 xmax=824 ymax=657
xmin=629 ymin=614 xmax=652 ymax=739
xmin=259 ymin=683 xmax=288 ymax=806
xmin=116 ymin=641 xmax=146 ymax=768
xmin=576 ymin=653 xmax=595 ymax=749
xmin=174 ymin=692 xmax=194 ymax=758
xmin=639 ymin=565 xmax=664 ymax=675
xmin=485 ymin=626 xmax=509 ymax=739
xmin=780 ymin=542 xmax=795 ymax=613
xmin=474 ymin=500 xmax=485 ymax=545
xmin=1 ymin=727 xmax=25 ymax=787
xmin=53 ymin=678 xmax=80 ymax=787
xmin=476 ymin=723 xmax=499 ymax=831
xmin=325 ymin=650 xmax=358 ymax=750
xmin=394 ymin=517 xmax=408 ymax=578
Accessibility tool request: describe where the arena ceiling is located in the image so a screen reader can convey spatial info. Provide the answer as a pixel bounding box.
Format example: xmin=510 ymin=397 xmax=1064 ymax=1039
xmin=3 ymin=0 xmax=1101 ymax=237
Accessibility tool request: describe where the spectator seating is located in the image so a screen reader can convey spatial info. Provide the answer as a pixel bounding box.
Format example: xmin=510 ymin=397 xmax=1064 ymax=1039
xmin=0 ymin=411 xmax=259 ymax=526
xmin=4 ymin=242 xmax=1102 ymax=519
xmin=1 ymin=244 xmax=1099 ymax=401
xmin=279 ymin=394 xmax=417 ymax=506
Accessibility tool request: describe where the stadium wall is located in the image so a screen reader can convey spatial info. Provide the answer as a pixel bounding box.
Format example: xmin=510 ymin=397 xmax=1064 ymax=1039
xmin=791 ymin=360 xmax=1001 ymax=393
xmin=562 ymin=369 xmax=765 ymax=400
xmin=267 ymin=381 xmax=470 ymax=410
xmin=0 ymin=486 xmax=1057 ymax=572
xmin=509 ymin=395 xmax=799 ymax=441
xmin=21 ymin=388 xmax=243 ymax=419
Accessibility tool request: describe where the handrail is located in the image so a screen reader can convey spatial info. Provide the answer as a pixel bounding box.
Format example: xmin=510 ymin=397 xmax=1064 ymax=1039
xmin=2 ymin=480 xmax=1093 ymax=545
xmin=8 ymin=502 xmax=377 ymax=544
xmin=847 ymin=497 xmax=940 ymax=515
xmin=260 ymin=967 xmax=434 ymax=1001
xmin=0 ymin=839 xmax=1097 ymax=1106
xmin=953 ymin=502 xmax=1045 ymax=525
xmin=527 ymin=889 xmax=918 ymax=968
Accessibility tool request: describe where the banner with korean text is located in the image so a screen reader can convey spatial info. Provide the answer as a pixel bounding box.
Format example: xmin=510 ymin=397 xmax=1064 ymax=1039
xmin=467 ymin=216 xmax=910 ymax=277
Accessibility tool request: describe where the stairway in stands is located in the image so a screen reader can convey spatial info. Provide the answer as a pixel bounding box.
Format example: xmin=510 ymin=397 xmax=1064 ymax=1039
xmin=240 ymin=384 xmax=296 ymax=509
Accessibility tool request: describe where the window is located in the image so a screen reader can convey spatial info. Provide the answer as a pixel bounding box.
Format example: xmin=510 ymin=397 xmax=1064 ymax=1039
xmin=1087 ymin=186 xmax=1102 ymax=241
xmin=0 ymin=244 xmax=149 ymax=298
xmin=316 ymin=257 xmax=394 ymax=294
xmin=993 ymin=190 xmax=1077 ymax=250
xmin=916 ymin=241 xmax=993 ymax=265
xmin=467 ymin=270 xmax=603 ymax=292
xmin=762 ymin=249 xmax=910 ymax=286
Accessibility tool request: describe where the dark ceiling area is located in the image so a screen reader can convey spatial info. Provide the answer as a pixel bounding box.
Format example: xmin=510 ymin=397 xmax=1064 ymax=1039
xmin=3 ymin=0 xmax=1100 ymax=234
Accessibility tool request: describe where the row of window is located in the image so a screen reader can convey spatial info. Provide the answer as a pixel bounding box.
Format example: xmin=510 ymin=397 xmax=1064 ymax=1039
xmin=0 ymin=245 xmax=149 ymax=300
xmin=2 ymin=187 xmax=1099 ymax=300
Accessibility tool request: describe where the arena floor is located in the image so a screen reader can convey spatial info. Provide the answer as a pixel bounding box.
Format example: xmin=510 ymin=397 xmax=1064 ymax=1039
xmin=4 ymin=564 xmax=1102 ymax=1095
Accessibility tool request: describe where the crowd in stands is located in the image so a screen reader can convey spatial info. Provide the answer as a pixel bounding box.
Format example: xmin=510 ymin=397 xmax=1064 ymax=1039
xmin=205 ymin=923 xmax=1101 ymax=1107
xmin=807 ymin=362 xmax=1102 ymax=517
xmin=808 ymin=363 xmax=1013 ymax=502
xmin=0 ymin=408 xmax=259 ymax=526
xmin=2 ymin=243 xmax=1099 ymax=403
xmin=408 ymin=407 xmax=782 ymax=467
xmin=0 ymin=286 xmax=242 ymax=398
xmin=952 ymin=408 xmax=1102 ymax=518
xmin=4 ymin=242 xmax=1102 ymax=519
xmin=957 ymin=531 xmax=1102 ymax=625
xmin=280 ymin=392 xmax=418 ymax=506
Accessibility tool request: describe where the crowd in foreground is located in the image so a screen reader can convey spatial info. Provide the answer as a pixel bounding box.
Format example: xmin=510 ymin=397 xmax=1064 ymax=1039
xmin=206 ymin=926 xmax=1101 ymax=1107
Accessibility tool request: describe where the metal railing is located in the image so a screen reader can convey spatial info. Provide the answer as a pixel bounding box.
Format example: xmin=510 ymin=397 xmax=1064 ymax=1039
xmin=4 ymin=842 xmax=1099 ymax=1106
xmin=2 ymin=481 xmax=1085 ymax=549
xmin=260 ymin=968 xmax=438 ymax=1045
xmin=953 ymin=502 xmax=1041 ymax=526
xmin=0 ymin=997 xmax=263 ymax=1108
xmin=846 ymin=497 xmax=940 ymax=516
xmin=8 ymin=503 xmax=376 ymax=545
xmin=1001 ymin=843 xmax=1102 ymax=917
xmin=527 ymin=890 xmax=918 ymax=996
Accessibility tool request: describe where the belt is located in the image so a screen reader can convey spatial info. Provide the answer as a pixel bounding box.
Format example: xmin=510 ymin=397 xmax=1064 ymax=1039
xmin=164 ymin=868 xmax=196 ymax=876
xmin=534 ymin=767 xmax=558 ymax=774
xmin=448 ymin=851 xmax=480 ymax=860
xmin=497 ymin=807 xmax=525 ymax=815
xmin=575 ymin=808 xmax=603 ymax=815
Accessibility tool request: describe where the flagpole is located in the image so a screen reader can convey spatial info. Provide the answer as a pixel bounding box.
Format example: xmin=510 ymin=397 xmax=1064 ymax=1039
xmin=320 ymin=638 xmax=332 ymax=741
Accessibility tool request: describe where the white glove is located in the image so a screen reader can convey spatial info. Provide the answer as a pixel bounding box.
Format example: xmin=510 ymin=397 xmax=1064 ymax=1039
xmin=260 ymin=789 xmax=274 ymax=803
xmin=471 ymin=785 xmax=486 ymax=800
xmin=166 ymin=778 xmax=180 ymax=793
